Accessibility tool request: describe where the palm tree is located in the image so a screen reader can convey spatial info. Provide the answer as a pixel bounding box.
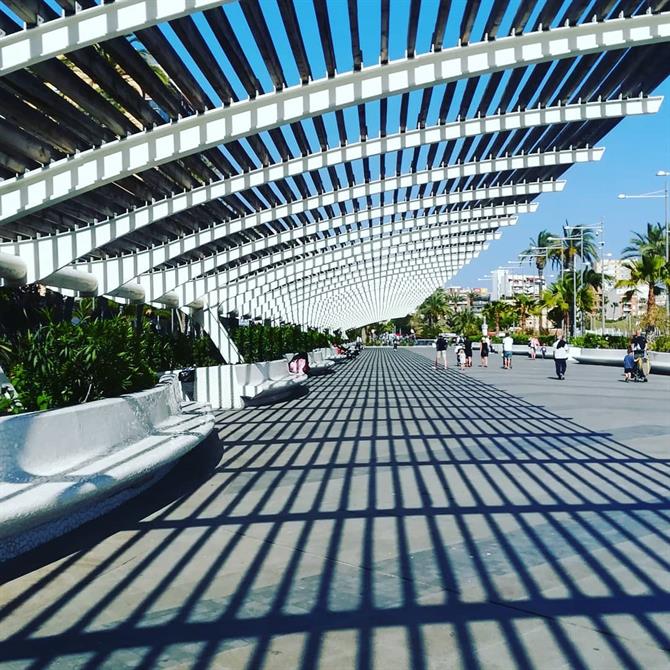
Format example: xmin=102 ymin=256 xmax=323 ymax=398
xmin=622 ymin=222 xmax=666 ymax=259
xmin=616 ymin=255 xmax=668 ymax=323
xmin=521 ymin=229 xmax=554 ymax=285
xmin=548 ymin=224 xmax=599 ymax=272
xmin=622 ymin=223 xmax=669 ymax=310
xmin=512 ymin=294 xmax=537 ymax=332
xmin=449 ymin=309 xmax=482 ymax=336
xmin=541 ymin=277 xmax=571 ymax=332
xmin=483 ymin=300 xmax=512 ymax=333
xmin=418 ymin=290 xmax=448 ymax=328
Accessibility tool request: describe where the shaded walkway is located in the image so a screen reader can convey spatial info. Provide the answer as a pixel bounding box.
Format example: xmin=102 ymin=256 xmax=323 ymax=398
xmin=1 ymin=349 xmax=669 ymax=669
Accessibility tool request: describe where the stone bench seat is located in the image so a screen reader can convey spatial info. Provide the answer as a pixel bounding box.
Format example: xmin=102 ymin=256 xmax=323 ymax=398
xmin=0 ymin=376 xmax=214 ymax=561
xmin=321 ymin=346 xmax=349 ymax=363
xmin=236 ymin=360 xmax=307 ymax=407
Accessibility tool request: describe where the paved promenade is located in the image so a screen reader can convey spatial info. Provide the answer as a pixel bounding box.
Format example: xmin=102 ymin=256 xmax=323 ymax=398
xmin=1 ymin=348 xmax=669 ymax=669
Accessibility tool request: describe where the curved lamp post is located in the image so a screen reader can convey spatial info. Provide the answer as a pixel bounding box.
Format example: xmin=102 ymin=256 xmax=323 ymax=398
xmin=618 ymin=171 xmax=669 ymax=313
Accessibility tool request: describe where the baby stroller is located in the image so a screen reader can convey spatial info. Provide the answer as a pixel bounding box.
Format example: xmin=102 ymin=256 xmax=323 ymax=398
xmin=631 ymin=352 xmax=650 ymax=382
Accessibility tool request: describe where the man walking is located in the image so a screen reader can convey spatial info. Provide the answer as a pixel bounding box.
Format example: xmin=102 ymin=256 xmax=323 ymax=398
xmin=502 ymin=332 xmax=514 ymax=369
xmin=631 ymin=328 xmax=648 ymax=382
xmin=552 ymin=331 xmax=569 ymax=380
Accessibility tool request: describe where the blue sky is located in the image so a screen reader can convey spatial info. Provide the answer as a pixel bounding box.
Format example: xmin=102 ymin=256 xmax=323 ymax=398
xmin=458 ymin=76 xmax=670 ymax=289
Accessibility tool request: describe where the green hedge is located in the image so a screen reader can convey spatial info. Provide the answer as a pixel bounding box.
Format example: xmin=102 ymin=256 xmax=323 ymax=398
xmin=570 ymin=333 xmax=629 ymax=349
xmin=0 ymin=315 xmax=221 ymax=414
xmin=653 ymin=335 xmax=670 ymax=352
xmin=230 ymin=323 xmax=337 ymax=363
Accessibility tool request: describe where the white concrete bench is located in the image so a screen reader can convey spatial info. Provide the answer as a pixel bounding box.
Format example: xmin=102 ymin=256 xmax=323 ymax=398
xmin=196 ymin=359 xmax=308 ymax=410
xmin=0 ymin=375 xmax=214 ymax=560
xmin=236 ymin=359 xmax=306 ymax=407
xmin=321 ymin=346 xmax=348 ymax=363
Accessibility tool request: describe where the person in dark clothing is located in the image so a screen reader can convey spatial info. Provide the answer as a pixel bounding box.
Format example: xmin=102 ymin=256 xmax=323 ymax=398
xmin=463 ymin=336 xmax=473 ymax=367
xmin=480 ymin=337 xmax=489 ymax=367
xmin=434 ymin=334 xmax=448 ymax=370
xmin=630 ymin=329 xmax=648 ymax=381
xmin=631 ymin=329 xmax=647 ymax=354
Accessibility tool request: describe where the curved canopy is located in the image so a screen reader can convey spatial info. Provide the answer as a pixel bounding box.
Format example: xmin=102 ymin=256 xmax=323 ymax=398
xmin=1 ymin=0 xmax=669 ymax=342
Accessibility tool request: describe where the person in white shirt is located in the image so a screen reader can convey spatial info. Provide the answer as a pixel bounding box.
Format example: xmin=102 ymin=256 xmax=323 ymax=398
xmin=552 ymin=331 xmax=569 ymax=379
xmin=502 ymin=333 xmax=514 ymax=369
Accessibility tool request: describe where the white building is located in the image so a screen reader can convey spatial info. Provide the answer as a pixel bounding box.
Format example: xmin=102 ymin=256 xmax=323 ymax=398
xmin=491 ymin=269 xmax=543 ymax=301
xmin=594 ymin=257 xmax=646 ymax=320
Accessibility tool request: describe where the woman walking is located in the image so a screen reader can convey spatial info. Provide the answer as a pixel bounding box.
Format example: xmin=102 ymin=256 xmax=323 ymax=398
xmin=480 ymin=337 xmax=489 ymax=367
xmin=463 ymin=336 xmax=473 ymax=368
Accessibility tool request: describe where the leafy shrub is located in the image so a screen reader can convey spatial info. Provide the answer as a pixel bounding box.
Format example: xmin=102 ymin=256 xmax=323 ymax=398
xmin=0 ymin=313 xmax=222 ymax=414
xmin=570 ymin=333 xmax=629 ymax=349
xmin=231 ymin=323 xmax=336 ymax=363
xmin=652 ymin=335 xmax=670 ymax=352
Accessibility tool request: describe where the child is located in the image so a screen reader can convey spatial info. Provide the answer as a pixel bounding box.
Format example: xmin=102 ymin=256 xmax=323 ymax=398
xmin=456 ymin=344 xmax=466 ymax=369
xmin=623 ymin=346 xmax=635 ymax=382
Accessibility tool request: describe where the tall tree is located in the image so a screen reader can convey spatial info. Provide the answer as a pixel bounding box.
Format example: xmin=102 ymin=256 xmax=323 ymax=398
xmin=622 ymin=222 xmax=666 ymax=259
xmin=616 ymin=255 xmax=668 ymax=322
xmin=512 ymin=294 xmax=537 ymax=331
xmin=418 ymin=290 xmax=449 ymax=328
xmin=521 ymin=229 xmax=554 ymax=284
xmin=548 ymin=224 xmax=599 ymax=272
xmin=482 ymin=300 xmax=512 ymax=333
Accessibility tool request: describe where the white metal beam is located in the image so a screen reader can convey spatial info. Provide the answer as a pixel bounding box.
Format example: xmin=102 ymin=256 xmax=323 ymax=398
xmin=196 ymin=228 xmax=496 ymax=316
xmin=209 ymin=230 xmax=502 ymax=311
xmin=86 ymin=178 xmax=561 ymax=297
xmin=141 ymin=211 xmax=517 ymax=307
xmin=212 ymin=235 xmax=498 ymax=311
xmin=1 ymin=10 xmax=666 ymax=220
xmin=0 ymin=0 xmax=234 ymax=77
xmin=0 ymin=97 xmax=650 ymax=224
xmin=247 ymin=256 xmax=477 ymax=325
xmin=228 ymin=253 xmax=474 ymax=327
xmin=2 ymin=147 xmax=592 ymax=284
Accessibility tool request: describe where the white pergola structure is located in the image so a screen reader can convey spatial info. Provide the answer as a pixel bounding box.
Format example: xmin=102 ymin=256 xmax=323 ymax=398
xmin=1 ymin=0 xmax=670 ymax=360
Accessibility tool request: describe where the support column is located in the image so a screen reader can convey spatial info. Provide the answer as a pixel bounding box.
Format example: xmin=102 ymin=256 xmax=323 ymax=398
xmin=191 ymin=306 xmax=243 ymax=364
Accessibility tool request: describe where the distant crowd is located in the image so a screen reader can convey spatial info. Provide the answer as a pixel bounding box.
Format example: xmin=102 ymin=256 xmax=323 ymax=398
xmin=427 ymin=329 xmax=650 ymax=382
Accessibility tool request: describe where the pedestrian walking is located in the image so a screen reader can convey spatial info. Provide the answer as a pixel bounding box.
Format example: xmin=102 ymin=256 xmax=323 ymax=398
xmin=434 ymin=333 xmax=448 ymax=370
xmin=463 ymin=336 xmax=473 ymax=368
xmin=630 ymin=328 xmax=649 ymax=382
xmin=480 ymin=337 xmax=489 ymax=367
xmin=502 ymin=332 xmax=514 ymax=369
xmin=552 ymin=332 xmax=569 ymax=379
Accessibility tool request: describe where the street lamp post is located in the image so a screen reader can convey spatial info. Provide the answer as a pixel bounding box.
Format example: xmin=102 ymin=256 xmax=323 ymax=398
xmin=658 ymin=170 xmax=670 ymax=314
xmin=549 ymin=235 xmax=581 ymax=339
xmin=618 ymin=172 xmax=670 ymax=313
xmin=565 ymin=222 xmax=605 ymax=335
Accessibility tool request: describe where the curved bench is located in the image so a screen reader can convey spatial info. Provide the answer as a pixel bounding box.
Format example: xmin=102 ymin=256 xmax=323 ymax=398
xmin=0 ymin=375 xmax=214 ymax=560
xmin=321 ymin=346 xmax=349 ymax=363
xmin=237 ymin=359 xmax=307 ymax=407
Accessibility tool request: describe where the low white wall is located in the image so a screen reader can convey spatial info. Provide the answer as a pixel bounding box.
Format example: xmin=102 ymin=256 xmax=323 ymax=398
xmin=0 ymin=375 xmax=214 ymax=560
xmin=573 ymin=348 xmax=670 ymax=374
xmin=195 ymin=364 xmax=238 ymax=410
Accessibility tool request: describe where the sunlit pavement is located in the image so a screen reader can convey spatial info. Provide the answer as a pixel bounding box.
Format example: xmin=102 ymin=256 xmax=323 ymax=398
xmin=1 ymin=348 xmax=669 ymax=669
